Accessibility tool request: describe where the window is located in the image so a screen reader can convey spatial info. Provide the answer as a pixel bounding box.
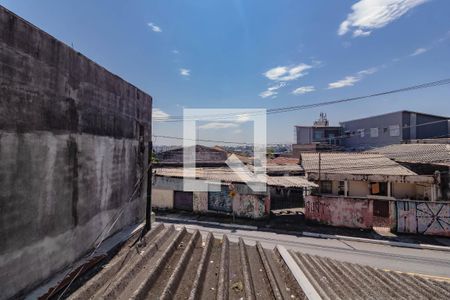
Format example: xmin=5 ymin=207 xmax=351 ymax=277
xmin=357 ymin=129 xmax=365 ymax=138
xmin=338 ymin=181 xmax=345 ymax=195
xmin=314 ymin=131 xmax=323 ymax=140
xmin=370 ymin=128 xmax=379 ymax=138
xmin=370 ymin=182 xmax=388 ymax=196
xmin=389 ymin=125 xmax=400 ymax=137
xmin=320 ymin=181 xmax=333 ymax=194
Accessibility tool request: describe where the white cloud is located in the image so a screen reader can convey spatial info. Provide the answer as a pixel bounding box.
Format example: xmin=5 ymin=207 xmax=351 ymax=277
xmin=236 ymin=114 xmax=250 ymax=123
xmin=338 ymin=0 xmax=428 ymax=37
xmin=180 ymin=68 xmax=191 ymax=76
xmin=199 ymin=122 xmax=239 ymax=129
xmin=357 ymin=67 xmax=378 ymax=75
xmin=172 ymin=49 xmax=179 ymax=54
xmin=410 ymin=47 xmax=428 ymax=56
xmin=292 ymin=86 xmax=315 ymax=95
xmin=328 ymin=66 xmax=379 ymax=89
xmin=148 ymin=22 xmax=162 ymax=32
xmin=263 ymin=64 xmax=312 ymax=81
xmin=328 ymin=76 xmax=360 ymax=89
xmin=259 ymin=82 xmax=286 ymax=98
xmin=152 ymin=108 xmax=170 ymax=120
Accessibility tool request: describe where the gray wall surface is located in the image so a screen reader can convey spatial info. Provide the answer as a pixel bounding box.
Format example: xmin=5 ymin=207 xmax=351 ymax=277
xmin=295 ymin=127 xmax=313 ymax=144
xmin=342 ymin=111 xmax=449 ymax=150
xmin=413 ymin=112 xmax=448 ymax=139
xmin=0 ymin=6 xmax=152 ymax=299
xmin=341 ymin=111 xmax=404 ymax=150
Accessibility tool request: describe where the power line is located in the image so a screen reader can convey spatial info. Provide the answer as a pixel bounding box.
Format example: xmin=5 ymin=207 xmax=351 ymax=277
xmin=153 ymin=120 xmax=449 ymax=147
xmin=304 ymin=119 xmax=450 ymax=144
xmin=153 ymin=78 xmax=450 ymax=122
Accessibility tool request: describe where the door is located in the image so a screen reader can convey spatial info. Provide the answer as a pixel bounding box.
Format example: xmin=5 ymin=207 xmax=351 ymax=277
xmin=270 ymin=187 xmax=304 ymax=210
xmin=174 ymin=191 xmax=193 ymax=211
xmin=373 ymin=199 xmax=389 ymax=217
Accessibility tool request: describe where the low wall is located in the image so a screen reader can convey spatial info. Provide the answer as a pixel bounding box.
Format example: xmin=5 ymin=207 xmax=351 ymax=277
xmin=305 ymin=195 xmax=373 ymax=229
xmin=394 ymin=200 xmax=450 ymax=237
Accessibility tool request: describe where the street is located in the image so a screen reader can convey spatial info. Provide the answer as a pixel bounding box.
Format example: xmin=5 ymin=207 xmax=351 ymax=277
xmin=157 ymin=221 xmax=450 ymax=279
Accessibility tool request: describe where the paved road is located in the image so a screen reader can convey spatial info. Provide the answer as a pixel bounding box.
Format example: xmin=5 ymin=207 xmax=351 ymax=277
xmin=156 ymin=221 xmax=450 ymax=278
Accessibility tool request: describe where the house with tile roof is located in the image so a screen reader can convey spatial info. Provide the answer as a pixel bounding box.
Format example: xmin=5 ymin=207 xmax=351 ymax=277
xmin=300 ymin=152 xmax=439 ymax=201
xmin=368 ymin=143 xmax=450 ymax=200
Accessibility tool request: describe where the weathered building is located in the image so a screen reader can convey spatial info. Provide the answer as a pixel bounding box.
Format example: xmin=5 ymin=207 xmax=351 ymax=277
xmin=292 ymin=113 xmax=342 ymax=157
xmin=301 ymin=152 xmax=439 ymax=200
xmin=152 ymin=167 xmax=316 ymax=218
xmin=156 ymin=145 xmax=229 ymax=167
xmin=0 ymin=6 xmax=151 ymax=299
xmin=341 ymin=110 xmax=449 ymax=151
xmin=299 ymin=152 xmax=445 ymax=232
xmin=368 ymin=143 xmax=450 ymax=200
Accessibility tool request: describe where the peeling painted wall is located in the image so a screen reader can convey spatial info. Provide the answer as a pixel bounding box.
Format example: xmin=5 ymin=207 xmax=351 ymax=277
xmin=233 ymin=194 xmax=268 ymax=219
xmin=305 ymin=195 xmax=374 ymax=229
xmin=193 ymin=191 xmax=208 ymax=212
xmin=152 ymin=189 xmax=174 ymax=209
xmin=395 ymin=200 xmax=450 ymax=237
xmin=153 ymin=176 xmax=270 ymax=218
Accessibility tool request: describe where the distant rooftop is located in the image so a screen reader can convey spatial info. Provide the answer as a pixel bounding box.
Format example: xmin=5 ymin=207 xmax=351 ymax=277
xmin=341 ymin=110 xmax=449 ymax=124
xmin=155 ymin=167 xmax=316 ymax=188
xmin=300 ymin=152 xmax=417 ymax=176
xmin=367 ymin=143 xmax=450 ymax=166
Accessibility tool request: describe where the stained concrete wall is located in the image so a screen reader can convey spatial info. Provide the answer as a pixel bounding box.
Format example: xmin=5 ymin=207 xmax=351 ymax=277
xmin=348 ymin=181 xmax=369 ymax=197
xmin=394 ymin=200 xmax=450 ymax=237
xmin=391 ymin=182 xmax=417 ymax=199
xmin=152 ymin=189 xmax=174 ymax=209
xmin=153 ymin=176 xmax=270 ymax=219
xmin=305 ymin=195 xmax=374 ymax=229
xmin=0 ymin=6 xmax=151 ymax=299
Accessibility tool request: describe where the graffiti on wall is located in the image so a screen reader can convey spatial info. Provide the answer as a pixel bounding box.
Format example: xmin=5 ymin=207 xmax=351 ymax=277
xmin=193 ymin=191 xmax=208 ymax=212
xmin=234 ymin=194 xmax=267 ymax=219
xmin=396 ymin=201 xmax=450 ymax=237
xmin=305 ymin=196 xmax=373 ymax=229
xmin=207 ymin=186 xmax=233 ymax=212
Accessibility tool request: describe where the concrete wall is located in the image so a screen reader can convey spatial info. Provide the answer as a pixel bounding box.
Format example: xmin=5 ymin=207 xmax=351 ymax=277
xmin=391 ymin=182 xmax=416 ymax=199
xmin=152 ymin=189 xmax=173 ymax=209
xmin=403 ymin=111 xmax=449 ymax=140
xmin=305 ymin=195 xmax=374 ymax=229
xmin=348 ymin=181 xmax=369 ymax=197
xmin=233 ymin=193 xmax=268 ymax=219
xmin=341 ymin=111 xmax=403 ymax=150
xmin=153 ymin=176 xmax=269 ymax=219
xmin=0 ymin=7 xmax=151 ymax=299
xmin=193 ymin=191 xmax=209 ymax=212
xmin=394 ymin=200 xmax=450 ymax=237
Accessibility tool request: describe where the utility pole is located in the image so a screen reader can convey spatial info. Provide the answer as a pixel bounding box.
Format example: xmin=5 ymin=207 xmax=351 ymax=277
xmin=145 ymin=140 xmax=153 ymax=232
xmin=318 ymin=152 xmax=322 ymax=194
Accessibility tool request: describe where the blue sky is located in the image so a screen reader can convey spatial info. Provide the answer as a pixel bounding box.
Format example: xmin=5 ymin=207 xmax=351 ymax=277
xmin=2 ymin=0 xmax=449 ymax=145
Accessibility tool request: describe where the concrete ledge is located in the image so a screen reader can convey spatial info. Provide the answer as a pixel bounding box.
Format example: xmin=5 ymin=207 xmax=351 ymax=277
xmin=156 ymin=216 xmax=258 ymax=230
xmin=301 ymin=232 xmax=450 ymax=252
xmin=156 ymin=216 xmax=450 ymax=252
